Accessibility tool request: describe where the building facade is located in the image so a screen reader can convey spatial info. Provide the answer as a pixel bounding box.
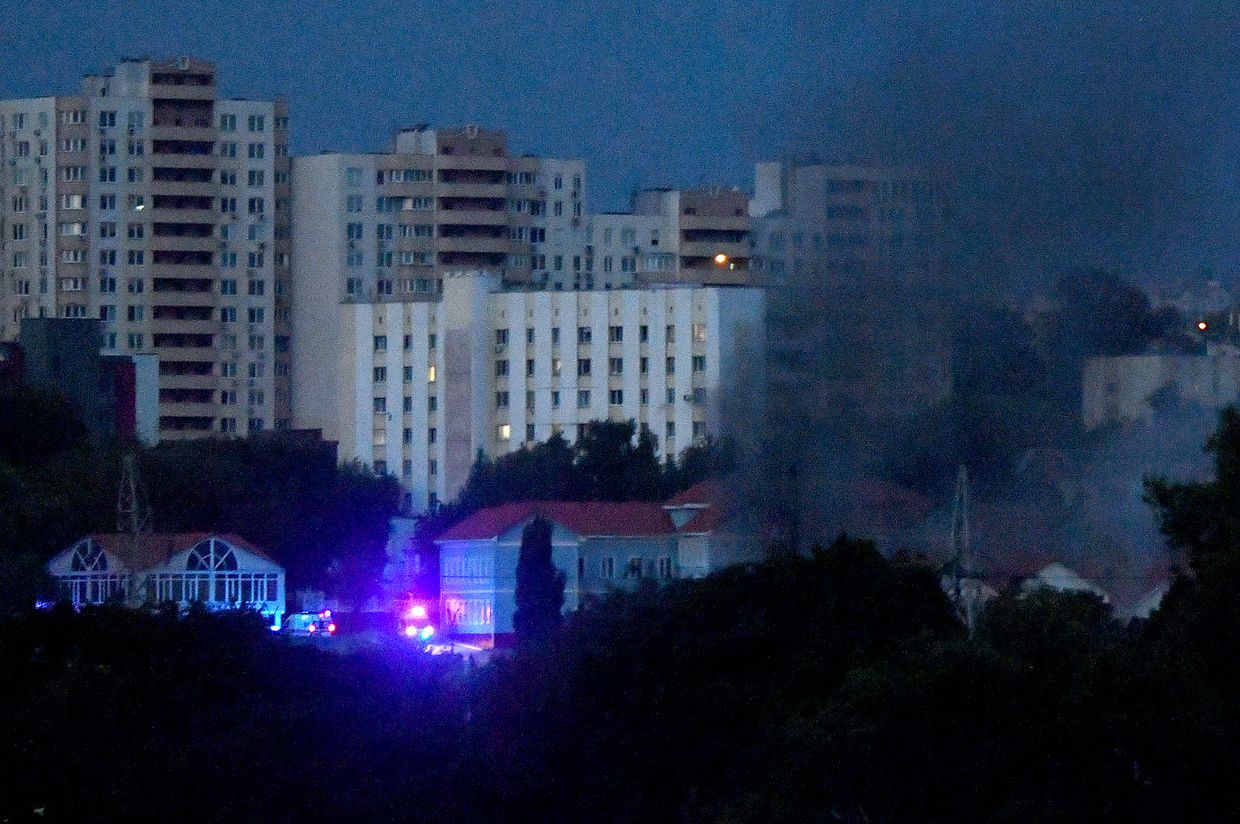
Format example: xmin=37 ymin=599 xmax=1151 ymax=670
xmin=17 ymin=316 xmax=158 ymax=442
xmin=435 ymin=481 xmax=749 ymax=644
xmin=47 ymin=532 xmax=286 ymax=626
xmin=291 ymin=125 xmax=585 ymax=302
xmin=0 ymin=57 xmax=291 ymax=439
xmin=588 ymin=187 xmax=753 ymax=289
xmin=1082 ymin=352 xmax=1240 ymax=429
xmin=292 ymin=269 xmax=764 ymax=511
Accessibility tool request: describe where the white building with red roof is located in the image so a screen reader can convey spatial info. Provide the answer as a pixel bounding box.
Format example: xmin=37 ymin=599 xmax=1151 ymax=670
xmin=47 ymin=533 xmax=286 ymax=626
xmin=435 ymin=480 xmax=751 ymax=644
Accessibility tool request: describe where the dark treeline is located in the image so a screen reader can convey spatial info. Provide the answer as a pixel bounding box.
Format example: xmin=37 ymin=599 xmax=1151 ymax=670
xmin=415 ymin=420 xmax=733 ymax=540
xmin=0 ymin=379 xmax=402 ymax=609
xmin=6 ymin=410 xmax=1240 ymax=821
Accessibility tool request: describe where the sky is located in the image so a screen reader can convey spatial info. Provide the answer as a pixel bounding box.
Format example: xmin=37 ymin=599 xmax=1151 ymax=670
xmin=0 ymin=0 xmax=793 ymax=212
xmin=2 ymin=0 xmax=1236 ymax=284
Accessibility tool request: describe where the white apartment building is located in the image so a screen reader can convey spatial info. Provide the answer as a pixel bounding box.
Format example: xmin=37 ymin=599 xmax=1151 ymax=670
xmin=0 ymin=58 xmax=292 ymax=438
xmin=291 ymin=270 xmax=764 ymax=512
xmin=587 ymin=187 xmax=753 ymax=289
xmin=292 ymin=125 xmax=582 ymax=301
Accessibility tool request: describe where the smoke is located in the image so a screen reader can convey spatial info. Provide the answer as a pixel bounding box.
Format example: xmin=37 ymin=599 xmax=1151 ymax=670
xmin=749 ymin=0 xmax=1240 ymax=591
xmin=779 ymin=0 xmax=1240 ymax=290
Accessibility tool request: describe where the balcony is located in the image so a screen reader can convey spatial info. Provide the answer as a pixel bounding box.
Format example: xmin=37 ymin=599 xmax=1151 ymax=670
xmin=436 ymin=236 xmax=516 ymax=254
xmin=435 ymin=208 xmax=509 ymax=226
xmin=678 ymin=240 xmax=751 ymax=261
xmin=435 ymin=181 xmax=507 ymax=200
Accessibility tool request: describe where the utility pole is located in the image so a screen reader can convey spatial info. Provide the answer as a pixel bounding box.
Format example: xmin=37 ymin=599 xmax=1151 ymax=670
xmin=948 ymin=464 xmax=981 ymax=633
xmin=116 ymin=455 xmax=153 ymax=606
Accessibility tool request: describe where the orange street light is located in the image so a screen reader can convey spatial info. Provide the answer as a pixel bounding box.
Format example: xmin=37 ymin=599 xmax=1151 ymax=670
xmin=714 ymin=253 xmax=728 ymax=265
xmin=1198 ymin=321 xmax=1209 ymax=332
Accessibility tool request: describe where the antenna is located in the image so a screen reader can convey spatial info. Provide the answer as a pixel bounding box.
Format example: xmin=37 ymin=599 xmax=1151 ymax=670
xmin=948 ymin=464 xmax=981 ymax=633
xmin=117 ymin=454 xmax=153 ymax=537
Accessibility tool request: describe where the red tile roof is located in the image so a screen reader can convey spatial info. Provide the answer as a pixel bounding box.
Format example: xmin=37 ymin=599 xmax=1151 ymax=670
xmin=88 ymin=532 xmax=273 ymax=571
xmin=665 ymin=479 xmax=723 ymax=507
xmin=436 ymin=501 xmax=676 ymax=541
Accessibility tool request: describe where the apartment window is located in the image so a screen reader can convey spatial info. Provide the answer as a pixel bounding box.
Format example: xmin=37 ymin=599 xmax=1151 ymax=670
xmin=552 ymin=328 xmax=561 ymax=345
xmin=247 ymin=197 xmax=265 ymax=214
xmin=126 ymin=250 xmax=144 ymax=265
xmin=666 ymin=356 xmax=675 ymax=373
xmin=692 ymin=323 xmax=707 ymax=343
xmin=497 ymin=424 xmax=511 ymax=442
xmin=554 ymin=201 xmax=563 ymax=217
xmin=658 ymin=557 xmax=672 ymax=578
xmin=99 ymin=250 xmax=117 ymax=266
xmin=247 ymin=143 xmax=265 ymax=159
xmin=127 ymin=333 xmax=144 ymax=349
xmin=496 ymin=391 xmax=510 ymax=409
xmin=693 ymin=421 xmax=706 ymax=440
xmin=248 ymin=170 xmax=265 ymax=187
xmin=403 ymin=366 xmax=413 ymax=383
xmin=428 ymin=396 xmax=437 ymax=412
xmin=692 ymin=355 xmax=706 ymax=372
xmin=608 ymin=325 xmax=623 ymax=343
xmin=495 ymin=359 xmax=509 ymax=377
xmin=374 ymin=335 xmax=387 ymax=351
xmin=220 ymin=279 xmax=237 ymax=295
xmin=666 ymin=421 xmax=675 ymax=438
xmin=127 ymin=278 xmax=144 ymax=294
xmin=373 ymin=397 xmax=387 ymax=414
xmin=693 ymin=387 xmax=707 ymax=404
xmin=495 ymin=328 xmax=509 ymax=346
xmin=374 ymin=367 xmax=387 ymax=383
xmin=526 ymin=424 xmax=536 ymax=442
xmin=99 ymin=166 xmax=116 ymax=183
xmin=428 ymin=365 xmax=437 ymax=382
xmin=99 ymin=110 xmax=116 ymax=128
xmin=220 ymin=113 xmax=237 ymax=131
xmin=601 ymin=556 xmax=615 ymax=579
xmin=220 ymin=307 xmax=237 ymax=323
xmin=577 ymin=326 xmax=591 ymax=344
xmin=346 ymin=195 xmax=363 ymax=212
xmin=609 ymin=389 xmax=623 ymax=405
xmin=609 ymin=357 xmax=623 ymax=375
xmin=99 ymin=221 xmax=117 ymax=238
xmin=552 ymin=391 xmax=561 ymax=409
xmin=577 ymin=358 xmax=591 ymax=377
xmin=99 ymin=276 xmax=117 ymax=294
xmin=220 ymin=197 xmax=237 ymax=213
xmin=667 ymin=388 xmax=676 ymax=405
xmin=428 ymin=427 xmax=437 ymax=445
xmin=220 ymin=142 xmax=237 ymax=158
xmin=639 ymin=388 xmax=649 ymax=405
xmin=526 ymin=328 xmax=535 ymax=344
xmin=577 ymin=390 xmax=591 ymax=408
xmin=247 ymin=114 xmax=265 ymax=132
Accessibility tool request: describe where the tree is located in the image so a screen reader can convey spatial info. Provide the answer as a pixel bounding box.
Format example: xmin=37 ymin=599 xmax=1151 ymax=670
xmin=0 ymin=381 xmax=89 ymax=468
xmin=512 ymin=515 xmax=565 ymax=648
xmin=573 ymin=419 xmax=664 ymax=500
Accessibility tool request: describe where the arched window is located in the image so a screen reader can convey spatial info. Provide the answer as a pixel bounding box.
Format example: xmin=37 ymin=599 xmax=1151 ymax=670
xmin=69 ymin=539 xmax=107 ymax=572
xmin=186 ymin=539 xmax=238 ymax=572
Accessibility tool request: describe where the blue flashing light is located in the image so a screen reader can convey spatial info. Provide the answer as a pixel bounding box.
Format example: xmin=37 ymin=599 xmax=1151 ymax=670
xmin=419 ymin=625 xmax=435 ymax=640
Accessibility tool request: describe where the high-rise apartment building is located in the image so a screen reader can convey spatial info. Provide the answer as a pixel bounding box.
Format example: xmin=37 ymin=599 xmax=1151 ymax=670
xmin=291 ymin=270 xmax=764 ymax=512
xmin=588 ymin=187 xmax=753 ymax=289
xmin=292 ymin=125 xmax=583 ymax=302
xmin=749 ymin=159 xmax=951 ymax=416
xmin=0 ymin=58 xmax=291 ymax=438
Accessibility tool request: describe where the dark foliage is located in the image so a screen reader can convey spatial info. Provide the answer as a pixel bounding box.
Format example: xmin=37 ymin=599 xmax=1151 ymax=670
xmin=513 ymin=515 xmax=565 ymax=648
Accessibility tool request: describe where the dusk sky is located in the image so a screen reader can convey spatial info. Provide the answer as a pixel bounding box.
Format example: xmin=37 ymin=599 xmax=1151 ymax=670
xmin=3 ymin=0 xmax=1236 ymax=282
xmin=0 ymin=0 xmax=795 ymax=211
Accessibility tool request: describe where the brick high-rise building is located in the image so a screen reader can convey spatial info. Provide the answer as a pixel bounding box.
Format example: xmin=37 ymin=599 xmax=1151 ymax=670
xmin=0 ymin=57 xmax=291 ymax=439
